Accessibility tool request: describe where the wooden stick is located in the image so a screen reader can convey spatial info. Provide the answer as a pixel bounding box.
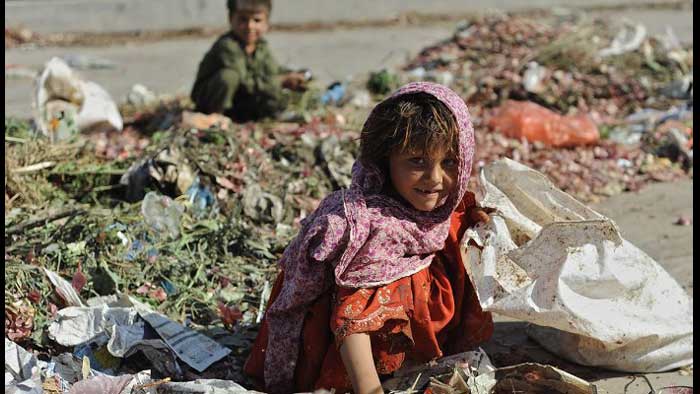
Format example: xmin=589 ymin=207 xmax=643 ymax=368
xmin=133 ymin=377 xmax=172 ymax=390
xmin=11 ymin=161 xmax=56 ymax=174
xmin=5 ymin=208 xmax=86 ymax=236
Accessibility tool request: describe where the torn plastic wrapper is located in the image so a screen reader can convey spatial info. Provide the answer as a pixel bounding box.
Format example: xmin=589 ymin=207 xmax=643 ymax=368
xmin=463 ymin=158 xmax=693 ymax=372
xmin=474 ymin=363 xmax=596 ymax=394
xmin=68 ymin=374 xmax=133 ymax=394
xmin=44 ymin=268 xmax=85 ymax=307
xmin=5 ymin=338 xmax=41 ymax=387
xmin=598 ymin=22 xmax=647 ymax=57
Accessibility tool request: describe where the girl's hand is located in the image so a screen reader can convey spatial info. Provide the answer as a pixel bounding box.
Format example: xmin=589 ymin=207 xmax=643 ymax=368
xmin=339 ymin=333 xmax=384 ymax=394
xmin=467 ymin=206 xmax=495 ymax=225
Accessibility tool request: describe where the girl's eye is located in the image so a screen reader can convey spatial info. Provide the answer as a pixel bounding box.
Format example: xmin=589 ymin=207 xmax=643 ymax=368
xmin=443 ymin=158 xmax=458 ymax=167
xmin=408 ymin=157 xmax=425 ymax=165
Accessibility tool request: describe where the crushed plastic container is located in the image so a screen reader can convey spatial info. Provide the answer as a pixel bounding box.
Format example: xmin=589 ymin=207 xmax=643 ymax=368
xmin=487 ymin=100 xmax=600 ymax=147
xmin=141 ymin=192 xmax=184 ymax=239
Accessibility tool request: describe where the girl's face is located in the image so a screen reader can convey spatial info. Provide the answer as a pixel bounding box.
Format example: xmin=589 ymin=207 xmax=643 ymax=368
xmin=388 ymin=145 xmax=458 ymax=212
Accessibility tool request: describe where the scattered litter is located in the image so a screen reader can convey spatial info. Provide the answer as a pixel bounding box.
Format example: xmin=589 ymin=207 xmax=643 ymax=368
xmin=158 ymin=379 xmax=259 ymax=393
xmin=383 ymin=348 xmax=495 ymax=392
xmin=320 ymin=82 xmax=346 ymax=106
xmin=60 ymin=54 xmax=117 ymax=70
xmin=348 ymin=88 xmax=372 ymax=108
xmin=68 ymin=374 xmax=133 ymax=394
xmin=44 ymin=268 xmax=86 ymax=307
xmin=127 ymin=84 xmax=158 ymax=107
xmin=5 ymin=338 xmax=39 ymax=384
xmin=366 ymin=69 xmax=400 ymax=95
xmin=47 ymin=294 xmax=231 ymax=375
xmin=242 ymin=184 xmax=284 ymax=224
xmin=598 ymin=21 xmax=647 ymax=57
xmin=141 ymin=191 xmax=185 ymax=239
xmin=660 ymin=74 xmax=693 ymax=100
xmin=674 ymin=215 xmax=692 ymax=226
xmin=480 ymin=363 xmax=596 ymax=394
xmin=186 ymin=177 xmax=217 ymax=216
xmin=522 ymin=61 xmax=547 ymax=93
xmin=488 ymin=100 xmax=600 ymax=147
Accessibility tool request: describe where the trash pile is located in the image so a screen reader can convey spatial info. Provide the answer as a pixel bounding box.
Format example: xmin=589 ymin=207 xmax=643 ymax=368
xmin=6 ymin=103 xmax=357 ymax=391
xmin=396 ymin=12 xmax=693 ymax=201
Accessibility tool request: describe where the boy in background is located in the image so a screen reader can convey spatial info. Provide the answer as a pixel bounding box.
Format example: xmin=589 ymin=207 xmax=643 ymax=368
xmin=191 ymin=0 xmax=306 ymax=122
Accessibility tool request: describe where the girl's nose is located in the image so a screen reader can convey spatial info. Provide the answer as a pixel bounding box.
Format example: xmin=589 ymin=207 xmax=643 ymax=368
xmin=426 ymin=164 xmax=443 ymax=183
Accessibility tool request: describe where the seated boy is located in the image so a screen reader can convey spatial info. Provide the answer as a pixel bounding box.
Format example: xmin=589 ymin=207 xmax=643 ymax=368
xmin=190 ymin=0 xmax=305 ymax=122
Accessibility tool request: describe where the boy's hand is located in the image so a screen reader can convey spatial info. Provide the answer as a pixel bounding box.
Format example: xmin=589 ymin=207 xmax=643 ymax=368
xmin=281 ymin=72 xmax=308 ymax=91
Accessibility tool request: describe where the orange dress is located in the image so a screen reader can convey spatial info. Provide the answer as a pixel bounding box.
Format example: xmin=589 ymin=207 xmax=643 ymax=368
xmin=244 ymin=199 xmax=494 ymax=392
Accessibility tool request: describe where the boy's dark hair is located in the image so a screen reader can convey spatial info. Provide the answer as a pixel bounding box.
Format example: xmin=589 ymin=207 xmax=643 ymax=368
xmin=227 ymin=0 xmax=272 ymax=14
xmin=359 ymin=92 xmax=460 ymax=170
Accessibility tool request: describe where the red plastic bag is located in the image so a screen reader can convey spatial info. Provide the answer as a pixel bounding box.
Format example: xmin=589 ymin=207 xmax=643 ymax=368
xmin=487 ymin=100 xmax=600 ymax=147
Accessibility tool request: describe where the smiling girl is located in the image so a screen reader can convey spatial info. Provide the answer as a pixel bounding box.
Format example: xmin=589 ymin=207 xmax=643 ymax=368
xmin=244 ymin=82 xmax=494 ymax=393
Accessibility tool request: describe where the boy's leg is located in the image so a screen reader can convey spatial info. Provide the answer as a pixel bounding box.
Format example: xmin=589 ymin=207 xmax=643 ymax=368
xmin=191 ymin=69 xmax=240 ymax=114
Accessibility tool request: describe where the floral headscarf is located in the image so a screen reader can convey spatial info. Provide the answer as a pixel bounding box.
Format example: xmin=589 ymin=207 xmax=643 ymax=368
xmin=263 ymin=82 xmax=475 ymax=392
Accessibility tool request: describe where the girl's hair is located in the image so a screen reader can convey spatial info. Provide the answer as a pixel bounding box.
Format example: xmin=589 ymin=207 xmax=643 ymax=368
xmin=359 ymin=92 xmax=459 ymax=169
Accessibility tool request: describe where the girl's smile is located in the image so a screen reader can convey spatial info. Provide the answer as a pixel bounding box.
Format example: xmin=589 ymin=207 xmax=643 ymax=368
xmin=388 ymin=147 xmax=458 ymax=212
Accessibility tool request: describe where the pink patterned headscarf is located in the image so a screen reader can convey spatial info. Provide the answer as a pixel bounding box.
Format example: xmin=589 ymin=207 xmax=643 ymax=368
xmin=263 ymin=82 xmax=475 ymax=392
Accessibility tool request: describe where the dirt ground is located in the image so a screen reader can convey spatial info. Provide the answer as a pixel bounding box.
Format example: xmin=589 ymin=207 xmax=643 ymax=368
xmin=4 ymin=4 xmax=693 ymax=393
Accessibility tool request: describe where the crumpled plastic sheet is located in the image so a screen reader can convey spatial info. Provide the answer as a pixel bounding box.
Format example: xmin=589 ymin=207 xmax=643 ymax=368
xmin=463 ymin=158 xmax=693 ymax=372
xmin=5 ymin=338 xmax=41 ymax=391
xmin=47 ymin=294 xmax=231 ymax=374
xmin=158 ymin=379 xmax=262 ymax=394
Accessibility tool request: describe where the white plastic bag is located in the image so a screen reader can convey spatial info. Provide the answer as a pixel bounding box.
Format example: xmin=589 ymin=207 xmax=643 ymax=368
xmin=34 ymin=57 xmax=123 ymax=141
xmin=464 ymin=158 xmax=693 ymax=372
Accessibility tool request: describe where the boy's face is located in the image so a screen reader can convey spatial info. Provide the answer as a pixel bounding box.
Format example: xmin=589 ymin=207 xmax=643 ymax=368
xmin=229 ymin=6 xmax=269 ymax=48
xmin=388 ymin=145 xmax=458 ymax=212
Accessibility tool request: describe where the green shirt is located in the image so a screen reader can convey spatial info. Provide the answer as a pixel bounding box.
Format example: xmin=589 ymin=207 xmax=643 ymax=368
xmin=191 ymin=32 xmax=285 ymax=122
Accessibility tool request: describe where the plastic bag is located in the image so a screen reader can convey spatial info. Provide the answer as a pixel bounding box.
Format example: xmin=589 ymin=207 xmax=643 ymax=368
xmin=34 ymin=57 xmax=123 ymax=141
xmin=464 ymin=158 xmax=693 ymax=372
xmin=487 ymin=100 xmax=599 ymax=147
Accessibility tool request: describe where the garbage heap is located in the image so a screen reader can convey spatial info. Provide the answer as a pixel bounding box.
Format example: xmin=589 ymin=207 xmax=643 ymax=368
xmin=394 ymin=12 xmax=692 ymax=202
xmin=5 ymin=112 xmax=357 ymax=388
